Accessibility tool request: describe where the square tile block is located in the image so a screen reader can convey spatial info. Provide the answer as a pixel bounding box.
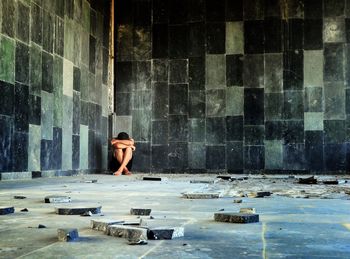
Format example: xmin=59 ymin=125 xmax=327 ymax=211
xmin=226 ymin=141 xmax=243 ymax=171
xmin=152 ymin=120 xmax=168 ymax=145
xmin=188 ymin=142 xmax=206 ymax=169
xmin=168 ymin=142 xmax=188 ymax=171
xmin=283 ymin=144 xmax=306 ymax=170
xmin=304 ymin=50 xmax=324 ymax=87
xmin=206 ymin=55 xmax=226 ymax=89
xmin=206 ymin=22 xmax=225 ymax=54
xmin=244 ymin=125 xmax=265 ymax=145
xmin=0 ymin=36 xmax=15 ymax=83
xmin=324 ymin=18 xmax=346 ymax=43
xmin=169 ymin=25 xmax=187 ymax=59
xmin=304 ymin=19 xmax=323 ymax=50
xmin=152 ymin=59 xmax=168 ymax=82
xmin=42 ymin=52 xmax=53 ymax=93
xmin=30 ymin=43 xmax=42 ymax=96
xmin=226 ymin=0 xmax=243 ymax=21
xmin=283 ymin=90 xmax=304 ymax=120
xmin=188 ymin=22 xmax=205 ymax=57
xmin=244 ymin=145 xmax=264 ymax=170
xmin=189 ymin=90 xmax=205 ymax=118
xmin=226 ymin=54 xmax=243 ymax=87
xmin=206 ymin=145 xmax=226 ymax=170
xmin=152 ymin=24 xmax=168 ymax=59
xmin=226 ymin=22 xmax=243 ymax=54
xmin=189 ymin=118 xmax=205 ymax=142
xmin=265 ymin=140 xmax=283 ymax=169
xmin=189 ymin=57 xmax=205 ymax=90
xmin=244 ymin=21 xmax=264 ymax=54
xmin=304 ymin=112 xmax=324 ymax=131
xmin=206 ymin=117 xmax=226 ymax=144
xmin=243 ymin=54 xmax=264 ymax=88
xmin=226 ymin=87 xmax=243 ymax=116
xmin=151 ymin=145 xmax=168 ymax=170
xmin=304 ymin=87 xmax=323 ymax=112
xmin=324 ymin=43 xmax=344 ymax=82
xmin=264 ymin=18 xmax=282 ymax=53
xmin=324 ymin=82 xmax=345 ymax=120
xmin=244 ymin=88 xmax=264 ymax=125
xmin=264 ymin=54 xmax=283 ymax=93
xmin=206 ymin=89 xmax=226 ymax=117
xmin=226 ymin=116 xmax=243 ymax=141
xmin=265 ymin=93 xmax=283 ymax=120
xmin=152 ymin=82 xmax=168 ymax=119
xmin=169 ymin=59 xmax=188 ymax=84
xmin=324 ymin=120 xmax=346 ymax=144
xmin=283 ymin=50 xmax=303 ymax=90
xmin=168 ymin=115 xmax=188 ymax=142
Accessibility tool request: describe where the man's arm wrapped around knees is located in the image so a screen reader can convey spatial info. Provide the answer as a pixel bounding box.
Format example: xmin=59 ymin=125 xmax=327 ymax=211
xmin=111 ymin=139 xmax=136 ymax=151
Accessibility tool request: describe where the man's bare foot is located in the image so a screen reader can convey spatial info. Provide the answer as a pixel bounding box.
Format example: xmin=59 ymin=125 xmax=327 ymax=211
xmin=113 ymin=170 xmax=122 ymax=176
xmin=123 ymin=168 xmax=132 ymax=175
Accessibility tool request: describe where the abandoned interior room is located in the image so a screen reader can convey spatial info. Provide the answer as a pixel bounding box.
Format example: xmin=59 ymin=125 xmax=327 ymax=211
xmin=1 ymin=0 xmax=350 ymax=258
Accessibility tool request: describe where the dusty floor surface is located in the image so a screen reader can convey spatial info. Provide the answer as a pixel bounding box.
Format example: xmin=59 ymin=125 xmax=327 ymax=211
xmin=0 ymin=174 xmax=350 ymax=259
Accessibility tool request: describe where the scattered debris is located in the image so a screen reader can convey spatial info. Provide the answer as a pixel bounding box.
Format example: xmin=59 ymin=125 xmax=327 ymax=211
xmin=150 ymin=216 xmax=154 ymax=219
xmin=217 ymin=175 xmax=232 ymax=181
xmin=107 ymin=225 xmax=148 ymax=241
xmin=233 ymin=199 xmax=242 ymax=203
xmin=44 ymin=195 xmax=71 ymax=203
xmin=38 ymin=224 xmax=46 ymax=228
xmin=14 ymin=196 xmax=26 ymax=199
xmin=81 ymin=211 xmax=92 ymax=217
xmin=218 ymin=208 xmax=225 ymax=211
xmin=0 ymin=207 xmax=15 ymax=215
xmin=20 ymin=208 xmax=28 ymax=212
xmin=239 ymin=208 xmax=256 ymax=214
xmin=84 ymin=179 xmax=98 ymax=183
xmin=298 ymin=176 xmax=317 ymax=184
xmin=148 ymin=227 xmax=184 ymax=240
xmin=214 ymin=212 xmax=259 ymax=223
xmin=190 ymin=180 xmax=215 ymax=184
xmin=182 ymin=193 xmax=220 ymax=199
xmin=57 ymin=228 xmax=79 ymax=242
xmin=91 ymin=219 xmax=125 ymax=233
xmin=143 ymin=177 xmax=162 ymax=181
xmin=323 ymin=180 xmax=339 ymax=185
xmin=247 ymin=191 xmax=271 ymax=198
xmin=122 ymin=220 xmax=141 ymax=226
xmin=55 ymin=206 xmax=102 ymax=215
xmin=130 ymin=208 xmax=152 ymax=216
xmin=128 ymin=239 xmax=148 ymax=245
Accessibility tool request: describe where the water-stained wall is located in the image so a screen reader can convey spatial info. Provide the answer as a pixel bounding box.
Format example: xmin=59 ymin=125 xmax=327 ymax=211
xmin=115 ymin=0 xmax=350 ymax=173
xmin=0 ymin=0 xmax=111 ymax=179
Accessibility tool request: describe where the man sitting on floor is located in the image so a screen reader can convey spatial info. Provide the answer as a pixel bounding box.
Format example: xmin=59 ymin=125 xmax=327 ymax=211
xmin=110 ymin=132 xmax=135 ymax=176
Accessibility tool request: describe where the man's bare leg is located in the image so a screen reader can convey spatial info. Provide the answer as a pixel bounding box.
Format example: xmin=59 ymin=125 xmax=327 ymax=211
xmin=114 ymin=147 xmax=133 ymax=176
xmin=113 ymin=149 xmax=124 ymax=176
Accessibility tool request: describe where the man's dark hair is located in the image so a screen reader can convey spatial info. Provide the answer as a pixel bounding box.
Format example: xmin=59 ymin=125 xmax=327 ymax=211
xmin=116 ymin=132 xmax=129 ymax=140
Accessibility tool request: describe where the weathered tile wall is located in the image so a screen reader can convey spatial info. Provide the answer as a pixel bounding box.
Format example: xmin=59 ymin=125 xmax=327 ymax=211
xmin=114 ymin=0 xmax=350 ymax=173
xmin=0 ymin=0 xmax=110 ymax=179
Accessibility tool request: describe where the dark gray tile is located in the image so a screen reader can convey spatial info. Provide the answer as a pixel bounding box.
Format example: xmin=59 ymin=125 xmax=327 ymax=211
xmin=324 ymin=0 xmax=344 ymax=17
xmin=169 ymin=142 xmax=188 ymax=170
xmin=206 ymin=23 xmax=225 ymax=54
xmin=283 ymin=144 xmax=306 ymax=170
xmin=151 ymin=145 xmax=169 ymax=170
xmin=283 ymin=50 xmax=303 ymax=90
xmin=283 ymin=91 xmax=304 ymax=120
xmin=226 ymin=116 xmax=243 ymax=141
xmin=73 ymin=91 xmax=80 ymax=135
xmin=226 ymin=141 xmax=243 ymax=171
xmin=187 ymin=0 xmax=205 ymax=22
xmin=243 ymin=0 xmax=264 ymax=20
xmin=206 ymin=145 xmax=225 ymax=170
xmin=324 ymin=120 xmax=346 ymax=143
xmin=324 ymin=144 xmax=346 ymax=171
xmin=324 ymin=43 xmax=344 ymax=82
xmin=152 ymin=82 xmax=168 ymax=119
xmin=206 ymin=89 xmax=226 ymax=117
xmin=169 ymin=115 xmax=188 ymax=142
xmin=115 ymin=61 xmax=133 ymax=93
xmin=244 ymin=145 xmax=264 ymax=170
xmin=189 ymin=118 xmax=205 ymax=142
xmin=243 ymin=54 xmax=264 ymax=88
xmin=43 ymin=10 xmax=54 ymax=53
xmin=169 ymin=25 xmax=188 ymax=58
xmin=206 ymin=0 xmax=225 ymax=22
xmin=169 ymin=0 xmax=187 ymax=24
xmin=152 ymin=120 xmax=168 ymax=144
xmin=14 ymin=83 xmax=29 ymax=133
xmin=133 ymin=0 xmax=151 ymax=26
xmin=188 ymin=22 xmax=205 ymax=57
xmin=189 ymin=91 xmax=205 ymax=118
xmin=283 ymin=120 xmax=304 ymax=144
xmin=31 ymin=3 xmax=43 ymax=45
xmin=244 ymin=88 xmax=264 ymax=125
xmin=169 ymin=59 xmax=188 ymax=84
xmin=135 ymin=61 xmax=151 ymax=90
xmin=169 ymin=84 xmax=188 ymax=115
xmin=188 ymin=143 xmax=206 ymax=169
xmin=89 ymin=36 xmax=96 ymax=73
xmin=152 ymin=59 xmax=168 ymax=82
xmin=225 ymin=0 xmax=243 ymax=21
xmin=304 ymin=0 xmax=323 ymax=19
xmin=265 ymin=93 xmax=283 ymax=120
xmin=305 ymin=131 xmax=324 ymax=171
xmin=72 ymin=135 xmax=80 ymax=170
xmin=42 ymin=52 xmax=53 ymax=93
xmin=264 ymin=18 xmax=282 ymax=53
xmin=265 ymin=121 xmax=284 ymax=140
xmin=189 ymin=57 xmax=205 ymax=90
xmin=152 ymin=24 xmax=168 ymax=59
xmin=15 ymin=42 xmax=30 ymax=85
xmin=153 ymin=0 xmax=168 ymax=24
xmin=0 ymin=80 xmax=14 ymax=116
xmin=1 ymin=0 xmax=15 ymax=38
xmin=133 ymin=142 xmax=151 ymax=172
xmin=206 ymin=117 xmax=226 ymax=144
xmin=244 ymin=20 xmax=264 ymax=54
xmin=133 ymin=26 xmax=151 ymax=60
xmin=0 ymin=116 xmax=13 ymax=172
xmin=73 ymin=67 xmax=81 ymax=92
xmin=54 ymin=16 xmax=64 ymax=56
xmin=304 ymin=19 xmax=323 ymax=50
xmin=17 ymin=1 xmax=30 ymax=43
xmin=226 ymin=55 xmax=243 ymax=86
xmin=283 ymin=19 xmax=304 ymax=51
xmin=12 ymin=132 xmax=28 ymax=171
xmin=264 ymin=0 xmax=281 ymax=18
xmin=244 ymin=125 xmax=265 ymax=145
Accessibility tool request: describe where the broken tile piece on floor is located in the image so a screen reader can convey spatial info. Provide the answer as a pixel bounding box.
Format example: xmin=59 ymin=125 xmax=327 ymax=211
xmin=44 ymin=195 xmax=71 ymax=203
xmin=0 ymin=207 xmax=15 ymax=215
xmin=57 ymin=228 xmax=79 ymax=242
xmin=182 ymin=193 xmax=220 ymax=199
xmin=239 ymin=208 xmax=256 ymax=214
xmin=148 ymin=227 xmax=185 ymax=240
xmin=84 ymin=179 xmax=98 ymax=183
xmin=130 ymin=208 xmax=152 ymax=216
xmin=128 ymin=239 xmax=148 ymax=245
xmin=247 ymin=191 xmax=271 ymax=198
xmin=55 ymin=206 xmax=102 ymax=215
xmin=323 ymin=180 xmax=338 ymax=185
xmin=14 ymin=195 xmax=26 ymax=199
xmin=214 ymin=212 xmax=259 ymax=223
xmin=233 ymin=199 xmax=242 ymax=203
xmin=190 ymin=180 xmax=215 ymax=184
xmin=107 ymin=225 xmax=148 ymax=241
xmin=217 ymin=175 xmax=232 ymax=180
xmin=298 ymin=176 xmax=317 ymax=184
xmin=143 ymin=177 xmax=162 ymax=181
xmin=91 ymin=219 xmax=125 ymax=232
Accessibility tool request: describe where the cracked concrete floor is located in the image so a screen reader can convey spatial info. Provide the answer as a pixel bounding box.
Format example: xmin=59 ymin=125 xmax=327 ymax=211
xmin=0 ymin=174 xmax=350 ymax=259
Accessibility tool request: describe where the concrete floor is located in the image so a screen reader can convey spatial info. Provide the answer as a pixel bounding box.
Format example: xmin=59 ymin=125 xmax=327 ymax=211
xmin=0 ymin=174 xmax=350 ymax=259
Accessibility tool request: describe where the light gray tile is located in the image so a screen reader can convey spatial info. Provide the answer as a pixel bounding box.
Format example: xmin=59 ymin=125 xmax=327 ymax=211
xmin=226 ymin=22 xmax=243 ymax=54
xmin=41 ymin=91 xmax=53 ymax=140
xmin=304 ymin=50 xmax=324 ymax=87
xmin=226 ymin=87 xmax=243 ymax=116
xmin=205 ymin=55 xmax=226 ymax=89
xmin=28 ymin=124 xmax=41 ymax=171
